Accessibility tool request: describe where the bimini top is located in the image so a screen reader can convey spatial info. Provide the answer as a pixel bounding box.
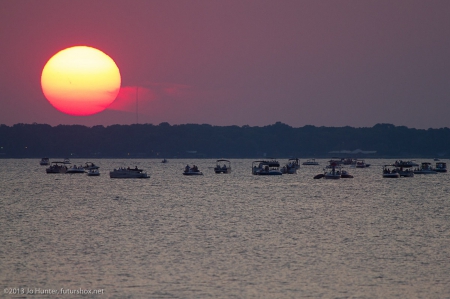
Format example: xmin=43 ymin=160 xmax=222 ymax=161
xmin=216 ymin=159 xmax=231 ymax=163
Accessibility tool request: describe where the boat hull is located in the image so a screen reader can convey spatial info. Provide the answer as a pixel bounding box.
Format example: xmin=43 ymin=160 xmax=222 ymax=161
xmin=324 ymin=174 xmax=340 ymax=179
xmin=109 ymin=170 xmax=149 ymax=178
xmin=183 ymin=172 xmax=203 ymax=175
xmin=87 ymin=172 xmax=100 ymax=176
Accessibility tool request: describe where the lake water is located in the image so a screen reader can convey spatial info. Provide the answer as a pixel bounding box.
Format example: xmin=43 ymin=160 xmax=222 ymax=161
xmin=1 ymin=159 xmax=449 ymax=298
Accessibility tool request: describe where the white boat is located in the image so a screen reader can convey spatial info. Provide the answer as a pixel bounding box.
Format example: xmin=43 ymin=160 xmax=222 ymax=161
xmin=390 ymin=161 xmax=415 ymax=177
xmin=314 ymin=163 xmax=353 ymax=179
xmin=414 ymin=162 xmax=437 ymax=174
xmin=214 ymin=159 xmax=231 ymax=174
xmin=83 ymin=162 xmax=99 ymax=170
xmin=435 ymin=162 xmax=447 ymax=173
xmin=46 ymin=162 xmax=68 ymax=174
xmin=302 ymin=159 xmax=319 ymax=166
xmin=183 ymin=165 xmax=203 ymax=175
xmin=324 ymin=163 xmax=341 ymax=179
xmin=87 ymin=169 xmax=100 ymax=176
xmin=383 ymin=165 xmax=400 ymax=178
xmin=66 ymin=165 xmax=86 ymax=174
xmin=63 ymin=158 xmax=71 ymax=164
xmin=39 ymin=157 xmax=50 ymax=166
xmin=355 ymin=159 xmax=371 ymax=168
xmin=110 ymin=167 xmax=149 ymax=178
xmin=281 ymin=158 xmax=299 ymax=174
xmin=252 ymin=160 xmax=282 ymax=175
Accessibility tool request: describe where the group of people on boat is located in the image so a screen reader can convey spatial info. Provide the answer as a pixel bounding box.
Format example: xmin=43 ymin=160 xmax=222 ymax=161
xmin=383 ymin=168 xmax=398 ymax=174
xmin=185 ymin=164 xmax=200 ymax=172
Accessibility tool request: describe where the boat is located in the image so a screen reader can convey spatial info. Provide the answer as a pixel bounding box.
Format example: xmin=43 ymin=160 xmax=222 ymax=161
xmin=393 ymin=160 xmax=419 ymax=168
xmin=252 ymin=160 xmax=282 ymax=175
xmin=323 ymin=162 xmax=341 ymax=179
xmin=63 ymin=158 xmax=71 ymax=164
xmin=341 ymin=158 xmax=355 ymax=165
xmin=39 ymin=157 xmax=50 ymax=166
xmin=414 ymin=162 xmax=437 ymax=174
xmin=183 ymin=165 xmax=203 ymax=175
xmin=281 ymin=158 xmax=300 ymax=174
xmin=434 ymin=158 xmax=440 ymax=161
xmin=355 ymin=159 xmax=371 ymax=168
xmin=435 ymin=162 xmax=447 ymax=173
xmin=46 ymin=162 xmax=68 ymax=174
xmin=110 ymin=167 xmax=149 ymax=178
xmin=214 ymin=159 xmax=231 ymax=174
xmin=66 ymin=165 xmax=86 ymax=174
xmin=391 ymin=160 xmax=415 ymax=177
xmin=302 ymin=159 xmax=319 ymax=166
xmin=83 ymin=162 xmax=99 ymax=170
xmin=383 ymin=165 xmax=400 ymax=178
xmin=161 ymin=158 xmax=168 ymax=163
xmin=87 ymin=168 xmax=100 ymax=176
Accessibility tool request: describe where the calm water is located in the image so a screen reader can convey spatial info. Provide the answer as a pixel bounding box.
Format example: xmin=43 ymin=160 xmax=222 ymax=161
xmin=1 ymin=159 xmax=449 ymax=298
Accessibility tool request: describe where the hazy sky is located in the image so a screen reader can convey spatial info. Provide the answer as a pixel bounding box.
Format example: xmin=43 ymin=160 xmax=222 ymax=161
xmin=1 ymin=0 xmax=449 ymax=128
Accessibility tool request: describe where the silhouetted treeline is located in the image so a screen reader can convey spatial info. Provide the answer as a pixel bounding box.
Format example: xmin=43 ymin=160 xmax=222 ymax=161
xmin=0 ymin=122 xmax=449 ymax=158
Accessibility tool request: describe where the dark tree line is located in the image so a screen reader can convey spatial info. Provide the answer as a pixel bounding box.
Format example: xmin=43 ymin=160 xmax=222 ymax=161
xmin=0 ymin=122 xmax=449 ymax=158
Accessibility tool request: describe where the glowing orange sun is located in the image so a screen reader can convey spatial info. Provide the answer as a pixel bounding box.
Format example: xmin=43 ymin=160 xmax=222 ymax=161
xmin=41 ymin=46 xmax=121 ymax=116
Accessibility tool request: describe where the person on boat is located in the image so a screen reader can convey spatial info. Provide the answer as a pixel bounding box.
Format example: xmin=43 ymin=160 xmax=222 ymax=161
xmin=185 ymin=165 xmax=190 ymax=172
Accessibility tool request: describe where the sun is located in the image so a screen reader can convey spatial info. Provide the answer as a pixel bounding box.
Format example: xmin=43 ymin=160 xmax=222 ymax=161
xmin=41 ymin=46 xmax=121 ymax=116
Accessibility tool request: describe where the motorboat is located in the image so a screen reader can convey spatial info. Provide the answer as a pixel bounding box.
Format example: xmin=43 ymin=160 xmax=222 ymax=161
xmin=161 ymin=158 xmax=168 ymax=163
xmin=435 ymin=162 xmax=447 ymax=173
xmin=214 ymin=159 xmax=231 ymax=174
xmin=110 ymin=167 xmax=149 ymax=178
xmin=341 ymin=158 xmax=355 ymax=165
xmin=83 ymin=162 xmax=99 ymax=170
xmin=252 ymin=160 xmax=282 ymax=175
xmin=314 ymin=161 xmax=343 ymax=179
xmin=390 ymin=161 xmax=414 ymax=177
xmin=393 ymin=160 xmax=419 ymax=168
xmin=63 ymin=158 xmax=71 ymax=164
xmin=355 ymin=159 xmax=371 ymax=168
xmin=302 ymin=159 xmax=319 ymax=166
xmin=281 ymin=158 xmax=300 ymax=174
xmin=87 ymin=169 xmax=100 ymax=176
xmin=414 ymin=162 xmax=437 ymax=174
xmin=323 ymin=162 xmax=341 ymax=179
xmin=383 ymin=165 xmax=400 ymax=178
xmin=39 ymin=157 xmax=50 ymax=166
xmin=46 ymin=162 xmax=68 ymax=174
xmin=67 ymin=165 xmax=86 ymax=174
xmin=183 ymin=165 xmax=203 ymax=175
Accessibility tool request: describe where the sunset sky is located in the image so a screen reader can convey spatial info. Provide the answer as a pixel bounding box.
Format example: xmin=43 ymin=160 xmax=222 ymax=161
xmin=1 ymin=0 xmax=449 ymax=129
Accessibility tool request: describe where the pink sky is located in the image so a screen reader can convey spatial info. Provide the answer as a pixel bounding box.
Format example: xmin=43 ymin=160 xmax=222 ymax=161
xmin=1 ymin=0 xmax=449 ymax=128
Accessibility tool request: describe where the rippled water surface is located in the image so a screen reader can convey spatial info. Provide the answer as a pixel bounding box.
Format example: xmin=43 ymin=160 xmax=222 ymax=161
xmin=1 ymin=159 xmax=450 ymax=298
